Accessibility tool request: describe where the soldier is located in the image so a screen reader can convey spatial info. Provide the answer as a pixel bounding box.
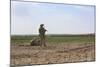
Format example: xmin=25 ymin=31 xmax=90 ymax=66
xmin=39 ymin=24 xmax=47 ymax=47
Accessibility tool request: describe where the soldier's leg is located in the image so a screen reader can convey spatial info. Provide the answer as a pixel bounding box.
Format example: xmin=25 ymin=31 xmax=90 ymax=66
xmin=39 ymin=35 xmax=43 ymax=47
xmin=43 ymin=36 xmax=46 ymax=47
xmin=40 ymin=39 xmax=42 ymax=46
xmin=41 ymin=35 xmax=44 ymax=47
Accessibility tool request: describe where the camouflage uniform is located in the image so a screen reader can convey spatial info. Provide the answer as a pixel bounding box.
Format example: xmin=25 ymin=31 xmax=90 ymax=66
xmin=39 ymin=24 xmax=47 ymax=47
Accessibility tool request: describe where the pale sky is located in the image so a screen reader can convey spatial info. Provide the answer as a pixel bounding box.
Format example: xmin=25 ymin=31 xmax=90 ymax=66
xmin=11 ymin=1 xmax=95 ymax=35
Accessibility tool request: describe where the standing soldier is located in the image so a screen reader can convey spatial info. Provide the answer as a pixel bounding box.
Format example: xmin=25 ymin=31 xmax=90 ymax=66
xmin=39 ymin=24 xmax=47 ymax=47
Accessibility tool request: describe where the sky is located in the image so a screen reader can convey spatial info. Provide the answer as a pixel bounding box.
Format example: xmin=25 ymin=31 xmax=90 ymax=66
xmin=11 ymin=1 xmax=95 ymax=35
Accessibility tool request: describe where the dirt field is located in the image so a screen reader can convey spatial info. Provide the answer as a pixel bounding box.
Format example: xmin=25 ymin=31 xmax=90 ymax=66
xmin=11 ymin=42 xmax=95 ymax=66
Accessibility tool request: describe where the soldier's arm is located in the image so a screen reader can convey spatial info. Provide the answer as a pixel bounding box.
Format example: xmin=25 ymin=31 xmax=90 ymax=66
xmin=45 ymin=29 xmax=47 ymax=31
xmin=43 ymin=27 xmax=47 ymax=31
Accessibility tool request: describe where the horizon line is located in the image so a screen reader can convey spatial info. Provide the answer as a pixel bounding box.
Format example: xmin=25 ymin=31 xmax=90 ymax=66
xmin=11 ymin=33 xmax=95 ymax=36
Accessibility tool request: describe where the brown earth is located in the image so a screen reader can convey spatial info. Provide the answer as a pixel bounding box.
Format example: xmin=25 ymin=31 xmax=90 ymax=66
xmin=11 ymin=42 xmax=95 ymax=66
